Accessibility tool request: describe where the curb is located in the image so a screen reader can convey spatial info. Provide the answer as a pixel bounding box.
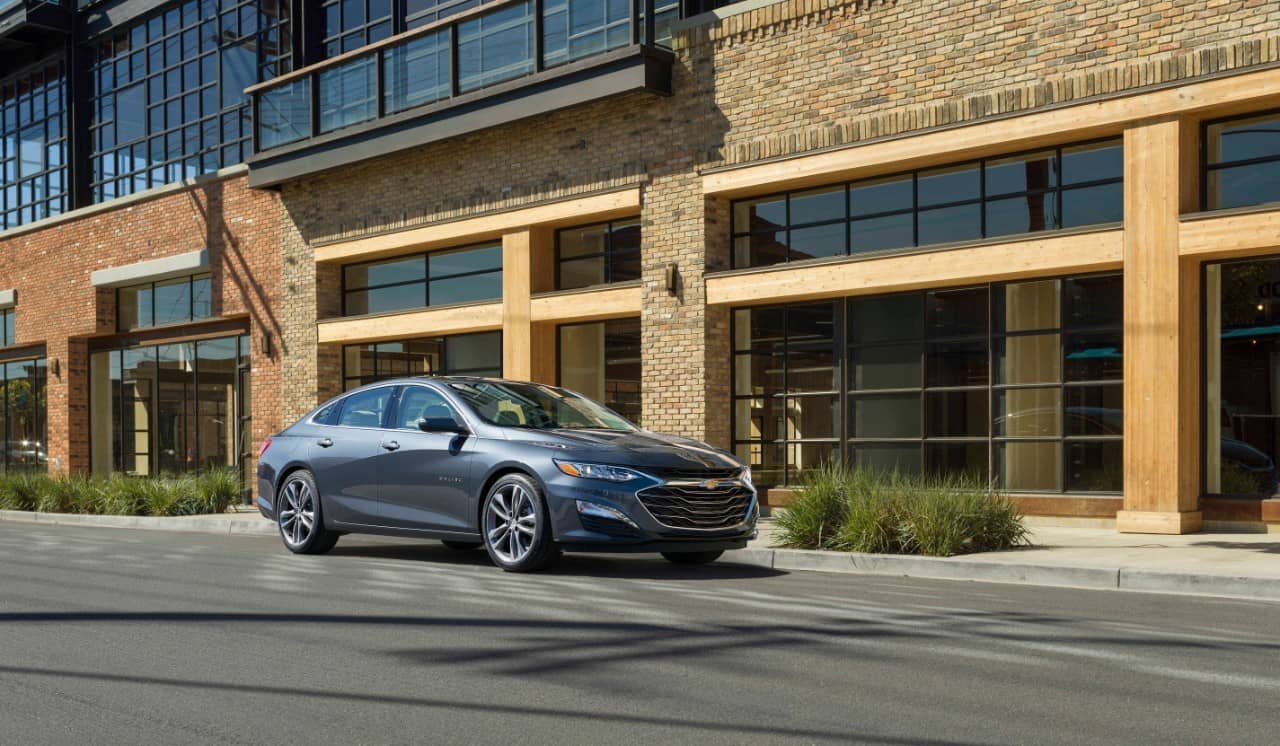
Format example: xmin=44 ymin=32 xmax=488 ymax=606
xmin=0 ymin=509 xmax=277 ymax=537
xmin=722 ymin=547 xmax=1280 ymax=601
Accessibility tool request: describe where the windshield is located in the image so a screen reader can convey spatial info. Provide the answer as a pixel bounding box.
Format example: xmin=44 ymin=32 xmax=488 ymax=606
xmin=448 ymin=381 xmax=636 ymax=431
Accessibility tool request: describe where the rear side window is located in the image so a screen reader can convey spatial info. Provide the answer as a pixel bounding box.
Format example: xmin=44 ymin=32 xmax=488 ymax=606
xmin=337 ymin=387 xmax=395 ymax=428
xmin=312 ymin=400 xmax=341 ymax=425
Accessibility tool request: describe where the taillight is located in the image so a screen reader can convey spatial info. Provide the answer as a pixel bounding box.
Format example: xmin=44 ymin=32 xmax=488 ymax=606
xmin=258 ymin=437 xmax=272 ymax=458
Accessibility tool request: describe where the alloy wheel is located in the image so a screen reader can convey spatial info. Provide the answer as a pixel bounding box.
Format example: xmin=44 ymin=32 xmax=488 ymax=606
xmin=485 ymin=483 xmax=537 ymax=564
xmin=278 ymin=477 xmax=317 ymax=549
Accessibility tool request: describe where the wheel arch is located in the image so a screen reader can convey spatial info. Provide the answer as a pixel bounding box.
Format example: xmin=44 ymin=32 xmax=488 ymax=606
xmin=474 ymin=464 xmax=542 ymax=530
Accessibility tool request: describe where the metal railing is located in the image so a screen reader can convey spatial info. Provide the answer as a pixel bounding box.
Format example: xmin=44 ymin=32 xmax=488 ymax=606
xmin=251 ymin=0 xmax=677 ymax=153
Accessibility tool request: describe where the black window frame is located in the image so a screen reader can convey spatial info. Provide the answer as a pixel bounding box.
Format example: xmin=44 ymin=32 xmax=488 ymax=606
xmin=554 ymin=217 xmax=642 ymax=290
xmin=1201 ymin=107 xmax=1280 ymax=212
xmin=341 ymin=242 xmax=503 ymax=317
xmin=729 ymin=137 xmax=1124 ymax=269
xmin=0 ymin=58 xmax=69 ymax=231
xmin=731 ymin=271 xmax=1124 ymax=493
xmin=86 ymin=0 xmax=293 ymax=205
xmin=0 ymin=352 xmax=49 ymax=475
xmin=0 ymin=308 xmax=14 ymax=347
xmin=116 ymin=273 xmax=214 ymax=331
xmin=555 ymin=316 xmax=642 ymax=424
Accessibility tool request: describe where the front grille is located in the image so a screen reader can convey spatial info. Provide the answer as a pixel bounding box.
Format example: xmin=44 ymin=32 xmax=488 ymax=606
xmin=646 ymin=466 xmax=742 ymax=481
xmin=579 ymin=513 xmax=643 ymax=538
xmin=636 ymin=484 xmax=754 ymax=530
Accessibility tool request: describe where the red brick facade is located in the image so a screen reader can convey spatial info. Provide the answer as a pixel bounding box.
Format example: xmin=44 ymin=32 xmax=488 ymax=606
xmin=0 ymin=172 xmax=282 ymax=477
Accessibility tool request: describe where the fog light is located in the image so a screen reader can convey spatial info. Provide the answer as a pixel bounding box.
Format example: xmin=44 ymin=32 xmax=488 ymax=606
xmin=575 ymin=500 xmax=640 ymax=529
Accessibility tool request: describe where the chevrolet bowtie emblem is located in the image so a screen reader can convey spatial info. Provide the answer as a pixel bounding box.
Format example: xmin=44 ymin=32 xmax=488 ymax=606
xmin=703 ymin=479 xmax=720 ymax=489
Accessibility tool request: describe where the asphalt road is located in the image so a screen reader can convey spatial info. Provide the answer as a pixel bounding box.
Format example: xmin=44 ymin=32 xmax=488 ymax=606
xmin=0 ymin=522 xmax=1277 ymax=745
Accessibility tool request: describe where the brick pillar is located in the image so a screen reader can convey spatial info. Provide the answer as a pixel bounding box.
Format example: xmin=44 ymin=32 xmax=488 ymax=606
xmin=1118 ymin=117 xmax=1203 ymax=534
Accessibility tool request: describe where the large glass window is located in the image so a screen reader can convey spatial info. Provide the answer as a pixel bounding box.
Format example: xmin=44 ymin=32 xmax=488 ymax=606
xmin=87 ymin=0 xmax=291 ymax=203
xmin=89 ymin=335 xmax=249 ymax=478
xmin=457 ymin=0 xmax=535 ymax=93
xmin=1205 ymin=257 xmax=1280 ymax=497
xmin=342 ymin=331 xmax=502 ymax=390
xmin=0 ymin=355 xmax=48 ymax=474
xmin=1204 ymin=111 xmax=1280 ymax=211
xmin=1 ymin=60 xmax=68 ymax=230
xmin=117 ymin=274 xmax=213 ymax=331
xmin=556 ymin=218 xmax=641 ymax=289
xmin=731 ymin=139 xmax=1123 ymax=268
xmin=558 ymin=317 xmax=640 ymax=424
xmin=733 ymin=273 xmax=1123 ymax=491
xmin=343 ymin=244 xmax=502 ymax=315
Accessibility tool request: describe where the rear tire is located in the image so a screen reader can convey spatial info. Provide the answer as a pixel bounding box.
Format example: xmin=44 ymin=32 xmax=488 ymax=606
xmin=661 ymin=550 xmax=723 ymax=566
xmin=442 ymin=540 xmax=482 ymax=551
xmin=276 ymin=470 xmax=339 ymax=555
xmin=481 ymin=474 xmax=560 ymax=572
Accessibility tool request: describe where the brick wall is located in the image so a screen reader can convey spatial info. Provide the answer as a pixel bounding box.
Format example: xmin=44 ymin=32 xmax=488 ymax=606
xmin=272 ymin=0 xmax=1280 ymax=445
xmin=0 ymin=173 xmax=282 ymax=478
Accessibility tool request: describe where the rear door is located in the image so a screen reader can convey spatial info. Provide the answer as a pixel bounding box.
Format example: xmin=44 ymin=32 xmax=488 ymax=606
xmin=376 ymin=384 xmax=478 ymax=532
xmin=309 ymin=385 xmax=395 ymax=526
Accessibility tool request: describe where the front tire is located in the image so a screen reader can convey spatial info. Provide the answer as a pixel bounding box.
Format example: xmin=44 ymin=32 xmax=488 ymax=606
xmin=276 ymin=470 xmax=339 ymax=555
xmin=481 ymin=474 xmax=560 ymax=572
xmin=661 ymin=550 xmax=723 ymax=566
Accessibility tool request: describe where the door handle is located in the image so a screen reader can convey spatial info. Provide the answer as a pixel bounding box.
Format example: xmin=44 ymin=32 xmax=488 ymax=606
xmin=317 ymin=438 xmax=333 ymax=448
xmin=381 ymin=440 xmax=400 ymax=452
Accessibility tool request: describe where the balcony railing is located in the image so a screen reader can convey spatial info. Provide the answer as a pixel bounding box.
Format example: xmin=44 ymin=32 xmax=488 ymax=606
xmin=250 ymin=0 xmax=678 ymax=154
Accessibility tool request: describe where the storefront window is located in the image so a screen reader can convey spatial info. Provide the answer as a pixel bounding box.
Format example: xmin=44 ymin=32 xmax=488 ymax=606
xmin=733 ymin=273 xmax=1123 ymax=490
xmin=342 ymin=331 xmax=502 ymax=390
xmin=558 ymin=318 xmax=641 ymax=424
xmin=0 ymin=356 xmax=48 ymax=474
xmin=1205 ymin=258 xmax=1280 ymax=497
xmin=1204 ymin=111 xmax=1280 ymax=211
xmin=90 ymin=335 xmax=249 ymax=477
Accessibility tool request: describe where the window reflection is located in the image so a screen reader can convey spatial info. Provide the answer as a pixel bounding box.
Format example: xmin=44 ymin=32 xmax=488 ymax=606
xmin=0 ymin=357 xmax=48 ymax=475
xmin=558 ymin=318 xmax=641 ymax=424
xmin=342 ymin=331 xmax=502 ymax=389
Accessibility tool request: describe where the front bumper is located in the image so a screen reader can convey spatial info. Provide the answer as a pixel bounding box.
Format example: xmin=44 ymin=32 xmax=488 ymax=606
xmin=543 ymin=470 xmax=759 ymax=551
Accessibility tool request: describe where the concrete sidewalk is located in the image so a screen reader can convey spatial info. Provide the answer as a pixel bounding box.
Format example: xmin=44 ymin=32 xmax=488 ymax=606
xmin=2 ymin=509 xmax=1277 ymax=600
xmin=727 ymin=520 xmax=1280 ymax=600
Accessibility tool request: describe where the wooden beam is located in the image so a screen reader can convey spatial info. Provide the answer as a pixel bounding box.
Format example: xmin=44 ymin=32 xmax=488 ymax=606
xmin=1118 ymin=118 xmax=1203 ymax=535
xmin=1179 ymin=207 xmax=1280 ymax=259
xmin=705 ymin=230 xmax=1123 ymax=307
xmin=503 ymin=231 xmax=533 ymax=380
xmin=530 ymin=284 xmax=642 ymax=323
xmin=316 ymin=303 xmax=502 ymax=344
xmin=703 ymin=67 xmax=1280 ymax=198
xmin=315 ymin=189 xmax=641 ymax=265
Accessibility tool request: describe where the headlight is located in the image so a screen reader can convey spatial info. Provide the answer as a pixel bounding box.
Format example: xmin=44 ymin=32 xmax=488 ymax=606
xmin=555 ymin=460 xmax=645 ymax=482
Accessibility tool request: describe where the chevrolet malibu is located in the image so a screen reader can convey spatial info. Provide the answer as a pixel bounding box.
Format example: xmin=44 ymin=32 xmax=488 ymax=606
xmin=256 ymin=377 xmax=758 ymax=572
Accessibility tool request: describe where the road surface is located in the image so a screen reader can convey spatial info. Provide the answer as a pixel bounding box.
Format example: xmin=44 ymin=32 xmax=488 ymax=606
xmin=0 ymin=522 xmax=1276 ymax=744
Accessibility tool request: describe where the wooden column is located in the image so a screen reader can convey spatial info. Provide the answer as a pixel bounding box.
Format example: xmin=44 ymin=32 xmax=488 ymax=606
xmin=502 ymin=226 xmax=556 ymax=381
xmin=1118 ymin=117 xmax=1203 ymax=534
xmin=502 ymin=230 xmax=533 ymax=380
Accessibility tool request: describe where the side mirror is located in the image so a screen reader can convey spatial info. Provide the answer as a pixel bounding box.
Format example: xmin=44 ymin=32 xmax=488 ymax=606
xmin=418 ymin=417 xmax=468 ymax=435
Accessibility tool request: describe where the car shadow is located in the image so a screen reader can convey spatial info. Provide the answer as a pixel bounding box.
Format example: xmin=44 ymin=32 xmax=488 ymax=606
xmin=1190 ymin=540 xmax=1280 ymax=555
xmin=328 ymin=540 xmax=786 ymax=579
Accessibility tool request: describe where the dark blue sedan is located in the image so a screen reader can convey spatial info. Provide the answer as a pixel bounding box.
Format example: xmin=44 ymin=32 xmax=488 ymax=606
xmin=256 ymin=377 xmax=757 ymax=571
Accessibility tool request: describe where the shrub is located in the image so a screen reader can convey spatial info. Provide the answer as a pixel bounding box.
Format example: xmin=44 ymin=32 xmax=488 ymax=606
xmin=774 ymin=459 xmax=852 ymax=549
xmin=775 ymin=466 xmax=1030 ymax=557
xmin=0 ymin=470 xmax=244 ymax=517
xmin=0 ymin=472 xmax=44 ymax=511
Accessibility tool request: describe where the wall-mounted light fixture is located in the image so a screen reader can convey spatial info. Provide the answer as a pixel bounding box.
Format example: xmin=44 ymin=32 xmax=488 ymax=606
xmin=260 ymin=332 xmax=272 ymax=357
xmin=664 ymin=262 xmax=679 ymax=295
xmin=51 ymin=358 xmax=60 ymax=378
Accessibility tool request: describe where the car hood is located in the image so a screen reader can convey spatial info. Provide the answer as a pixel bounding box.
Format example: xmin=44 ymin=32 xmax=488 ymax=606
xmin=508 ymin=428 xmax=742 ymax=472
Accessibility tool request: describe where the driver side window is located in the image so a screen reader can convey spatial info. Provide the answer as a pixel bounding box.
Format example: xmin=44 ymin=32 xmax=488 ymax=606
xmin=337 ymin=387 xmax=394 ymax=428
xmin=396 ymin=386 xmax=461 ymax=430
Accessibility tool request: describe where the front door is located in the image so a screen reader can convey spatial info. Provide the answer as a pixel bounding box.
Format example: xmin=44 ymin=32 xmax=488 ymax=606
xmin=377 ymin=384 xmax=477 ymax=532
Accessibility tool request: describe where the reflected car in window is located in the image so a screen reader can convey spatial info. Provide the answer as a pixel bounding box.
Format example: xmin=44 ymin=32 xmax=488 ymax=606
xmin=257 ymin=378 xmax=757 ymax=572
